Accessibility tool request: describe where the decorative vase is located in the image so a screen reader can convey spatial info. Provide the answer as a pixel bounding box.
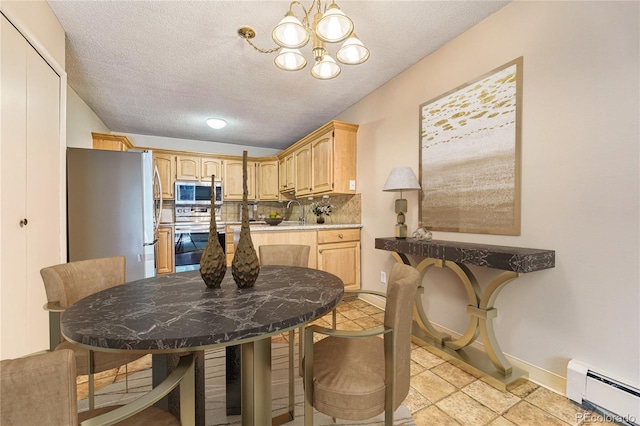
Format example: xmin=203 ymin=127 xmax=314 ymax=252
xmin=200 ymin=175 xmax=227 ymax=288
xmin=232 ymin=151 xmax=260 ymax=288
xmin=316 ymin=216 xmax=325 ymax=224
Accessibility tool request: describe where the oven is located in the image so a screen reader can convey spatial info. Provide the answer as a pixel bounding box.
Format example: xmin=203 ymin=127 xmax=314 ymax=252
xmin=174 ymin=206 xmax=225 ymax=273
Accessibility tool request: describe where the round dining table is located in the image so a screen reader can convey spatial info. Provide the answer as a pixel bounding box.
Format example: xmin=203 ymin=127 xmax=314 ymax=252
xmin=61 ymin=266 xmax=344 ymax=426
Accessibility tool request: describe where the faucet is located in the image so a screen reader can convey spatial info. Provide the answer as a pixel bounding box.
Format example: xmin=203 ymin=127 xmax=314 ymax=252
xmin=286 ymin=199 xmax=305 ymax=225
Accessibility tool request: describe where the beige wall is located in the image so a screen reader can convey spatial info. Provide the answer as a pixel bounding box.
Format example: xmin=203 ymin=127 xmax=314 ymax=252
xmin=0 ymin=0 xmax=65 ymax=68
xmin=338 ymin=1 xmax=639 ymax=388
xmin=67 ymin=85 xmax=110 ymax=148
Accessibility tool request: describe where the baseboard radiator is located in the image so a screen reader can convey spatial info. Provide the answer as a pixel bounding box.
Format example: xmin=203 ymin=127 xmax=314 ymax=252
xmin=567 ymin=360 xmax=640 ymax=425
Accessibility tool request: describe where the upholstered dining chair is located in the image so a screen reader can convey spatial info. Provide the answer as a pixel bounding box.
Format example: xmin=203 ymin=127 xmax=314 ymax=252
xmin=0 ymin=348 xmax=194 ymax=426
xmin=40 ymin=256 xmax=147 ymax=410
xmin=303 ymin=262 xmax=420 ymax=425
xmin=258 ymin=244 xmax=311 ymax=423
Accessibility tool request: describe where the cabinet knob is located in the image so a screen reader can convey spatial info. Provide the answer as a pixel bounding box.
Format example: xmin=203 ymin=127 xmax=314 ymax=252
xmin=19 ymin=218 xmax=28 ymax=227
xmin=318 ymin=249 xmax=323 ymax=254
xmin=338 ymin=233 xmax=343 ymax=239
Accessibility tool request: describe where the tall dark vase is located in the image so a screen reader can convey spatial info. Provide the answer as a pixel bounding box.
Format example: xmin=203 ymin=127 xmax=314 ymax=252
xmin=232 ymin=151 xmax=260 ymax=288
xmin=199 ymin=175 xmax=226 ymax=288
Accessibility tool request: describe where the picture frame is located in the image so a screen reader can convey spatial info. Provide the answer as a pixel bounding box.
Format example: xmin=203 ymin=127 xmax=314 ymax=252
xmin=419 ymin=57 xmax=523 ymax=235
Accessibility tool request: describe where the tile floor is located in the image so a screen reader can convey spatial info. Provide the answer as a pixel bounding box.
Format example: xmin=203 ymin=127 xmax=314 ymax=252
xmin=79 ymin=295 xmax=617 ymax=426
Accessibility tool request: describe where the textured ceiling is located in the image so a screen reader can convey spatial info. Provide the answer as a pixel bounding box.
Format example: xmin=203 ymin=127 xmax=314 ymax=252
xmin=48 ymin=0 xmax=509 ymax=150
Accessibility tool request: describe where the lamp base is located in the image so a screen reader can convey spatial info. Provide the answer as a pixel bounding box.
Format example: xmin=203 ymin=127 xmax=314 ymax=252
xmin=395 ymin=223 xmax=407 ymax=239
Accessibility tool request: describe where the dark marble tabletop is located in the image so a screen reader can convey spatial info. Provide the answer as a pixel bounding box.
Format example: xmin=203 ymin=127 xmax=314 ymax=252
xmin=375 ymin=237 xmax=555 ymax=273
xmin=61 ymin=266 xmax=344 ymax=352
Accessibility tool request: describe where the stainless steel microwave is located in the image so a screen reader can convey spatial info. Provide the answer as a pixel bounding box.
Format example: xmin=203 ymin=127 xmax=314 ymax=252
xmin=175 ymin=180 xmax=223 ymax=205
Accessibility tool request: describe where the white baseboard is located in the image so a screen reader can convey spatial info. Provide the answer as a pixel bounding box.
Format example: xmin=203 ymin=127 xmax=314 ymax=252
xmin=358 ymin=293 xmax=567 ymax=395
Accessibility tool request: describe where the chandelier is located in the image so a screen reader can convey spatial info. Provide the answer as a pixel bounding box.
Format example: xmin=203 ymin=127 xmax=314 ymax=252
xmin=237 ymin=0 xmax=369 ymax=80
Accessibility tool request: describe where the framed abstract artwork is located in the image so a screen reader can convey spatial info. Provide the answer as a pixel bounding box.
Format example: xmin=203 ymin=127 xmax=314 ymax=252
xmin=419 ymin=57 xmax=523 ymax=235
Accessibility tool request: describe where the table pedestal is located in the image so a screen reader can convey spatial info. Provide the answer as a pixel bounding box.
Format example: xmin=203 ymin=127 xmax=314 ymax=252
xmin=241 ymin=339 xmax=272 ymax=426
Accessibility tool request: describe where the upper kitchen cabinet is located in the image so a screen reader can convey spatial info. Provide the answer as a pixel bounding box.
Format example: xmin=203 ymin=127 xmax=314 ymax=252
xmin=224 ymin=159 xmax=256 ymax=201
xmin=257 ymin=159 xmax=279 ymax=201
xmin=153 ymin=153 xmax=176 ymax=199
xmin=279 ymin=153 xmax=295 ymax=194
xmin=201 ymin=157 xmax=223 ymax=182
xmin=294 ymin=144 xmax=312 ymax=197
xmin=176 ymin=155 xmax=201 ymax=180
xmin=278 ymin=121 xmax=358 ymax=197
xmin=92 ymin=132 xmax=133 ymax=151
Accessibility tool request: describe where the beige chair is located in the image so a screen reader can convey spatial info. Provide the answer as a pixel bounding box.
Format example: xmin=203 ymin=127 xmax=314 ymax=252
xmin=0 ymin=348 xmax=194 ymax=426
xmin=41 ymin=257 xmax=147 ymax=410
xmin=258 ymin=244 xmax=311 ymax=423
xmin=303 ymin=263 xmax=420 ymax=425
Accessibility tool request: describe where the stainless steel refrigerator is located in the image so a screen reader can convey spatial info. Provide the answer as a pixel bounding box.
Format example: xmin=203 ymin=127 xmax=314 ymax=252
xmin=67 ymin=148 xmax=160 ymax=281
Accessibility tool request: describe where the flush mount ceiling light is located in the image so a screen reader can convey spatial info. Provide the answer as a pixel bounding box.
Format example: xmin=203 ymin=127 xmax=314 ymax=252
xmin=206 ymin=118 xmax=227 ymax=129
xmin=237 ymin=0 xmax=369 ymax=80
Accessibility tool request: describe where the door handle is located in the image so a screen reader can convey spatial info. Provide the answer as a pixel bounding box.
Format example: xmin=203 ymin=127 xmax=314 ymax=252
xmin=19 ymin=218 xmax=28 ymax=227
xmin=144 ymin=239 xmax=159 ymax=246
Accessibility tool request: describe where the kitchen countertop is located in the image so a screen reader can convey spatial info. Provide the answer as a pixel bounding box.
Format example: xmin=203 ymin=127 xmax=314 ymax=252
xmin=228 ymin=222 xmax=362 ymax=232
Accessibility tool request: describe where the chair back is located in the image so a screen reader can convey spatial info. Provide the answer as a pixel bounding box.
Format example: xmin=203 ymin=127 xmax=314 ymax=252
xmin=0 ymin=349 xmax=78 ymax=426
xmin=383 ymin=263 xmax=420 ymax=405
xmin=259 ymin=244 xmax=310 ymax=267
xmin=41 ymin=256 xmax=126 ymax=308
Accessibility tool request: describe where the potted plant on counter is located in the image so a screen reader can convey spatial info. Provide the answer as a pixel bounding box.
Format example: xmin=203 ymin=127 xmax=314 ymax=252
xmin=311 ymin=200 xmax=333 ymax=224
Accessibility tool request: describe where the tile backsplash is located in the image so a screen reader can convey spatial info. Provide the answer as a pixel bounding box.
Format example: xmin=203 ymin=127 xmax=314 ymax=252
xmin=220 ymin=194 xmax=361 ymax=224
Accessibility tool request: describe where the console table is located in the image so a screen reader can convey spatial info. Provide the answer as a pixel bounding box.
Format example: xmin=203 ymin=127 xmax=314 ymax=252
xmin=375 ymin=237 xmax=555 ymax=390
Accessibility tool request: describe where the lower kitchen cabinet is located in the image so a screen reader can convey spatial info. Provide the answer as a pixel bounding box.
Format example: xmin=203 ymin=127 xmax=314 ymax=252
xmin=156 ymin=225 xmax=175 ymax=275
xmin=317 ymin=229 xmax=361 ymax=290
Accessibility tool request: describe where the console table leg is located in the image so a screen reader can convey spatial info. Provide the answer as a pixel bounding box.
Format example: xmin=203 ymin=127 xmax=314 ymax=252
xmin=477 ymin=270 xmax=520 ymax=375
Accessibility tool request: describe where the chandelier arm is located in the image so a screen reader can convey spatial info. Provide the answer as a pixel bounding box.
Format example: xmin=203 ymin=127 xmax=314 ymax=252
xmin=289 ymin=0 xmax=312 ymax=29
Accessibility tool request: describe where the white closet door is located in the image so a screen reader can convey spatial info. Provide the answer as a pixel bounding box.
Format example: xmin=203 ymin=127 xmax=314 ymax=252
xmin=25 ymin=42 xmax=61 ymax=354
xmin=0 ymin=15 xmax=61 ymax=357
xmin=1 ymin=15 xmax=29 ymax=359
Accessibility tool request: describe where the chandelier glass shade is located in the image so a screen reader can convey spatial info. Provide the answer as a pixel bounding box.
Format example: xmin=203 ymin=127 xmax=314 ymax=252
xmin=238 ymin=0 xmax=368 ymax=80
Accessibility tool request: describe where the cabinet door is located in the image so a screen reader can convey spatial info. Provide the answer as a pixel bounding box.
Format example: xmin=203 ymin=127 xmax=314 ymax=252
xmin=311 ymin=131 xmax=334 ymax=194
xmin=279 ymin=157 xmax=287 ymax=192
xmin=258 ymin=160 xmax=279 ymax=201
xmin=155 ymin=226 xmax=175 ymax=275
xmin=294 ymin=144 xmax=312 ymax=196
xmin=201 ymin=157 xmax=223 ymax=182
xmin=176 ymin=155 xmax=200 ymax=180
xmin=1 ymin=16 xmax=61 ymax=357
xmin=285 ymin=154 xmax=295 ymax=190
xmin=224 ymin=159 xmax=256 ymax=200
xmin=154 ymin=153 xmax=176 ymax=199
xmin=318 ymin=241 xmax=360 ymax=290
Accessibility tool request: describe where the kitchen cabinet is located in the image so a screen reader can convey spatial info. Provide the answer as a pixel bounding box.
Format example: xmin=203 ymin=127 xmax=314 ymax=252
xmin=317 ymin=228 xmax=361 ymax=289
xmin=176 ymin=155 xmax=201 ymax=180
xmin=91 ymin=132 xmax=133 ymax=151
xmin=279 ymin=153 xmax=295 ymax=194
xmin=257 ymin=159 xmax=279 ymax=201
xmin=153 ymin=153 xmax=176 ymax=199
xmin=201 ymin=157 xmax=223 ymax=182
xmin=294 ymin=144 xmax=312 ymax=196
xmin=1 ymin=15 xmax=62 ymax=357
xmin=224 ymin=159 xmax=256 ymax=201
xmin=155 ymin=225 xmax=175 ymax=275
xmin=277 ymin=120 xmax=358 ymax=197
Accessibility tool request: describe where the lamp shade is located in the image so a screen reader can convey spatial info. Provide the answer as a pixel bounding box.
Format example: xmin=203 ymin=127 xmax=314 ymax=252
xmin=315 ymin=4 xmax=353 ymax=43
xmin=336 ymin=34 xmax=369 ymax=65
xmin=274 ymin=48 xmax=307 ymax=71
xmin=272 ymin=13 xmax=309 ymax=48
xmin=382 ymin=167 xmax=421 ymax=192
xmin=311 ymin=54 xmax=341 ymax=80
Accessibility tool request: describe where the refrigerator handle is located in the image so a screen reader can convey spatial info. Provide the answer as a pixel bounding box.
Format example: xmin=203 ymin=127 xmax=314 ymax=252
xmin=153 ymin=165 xmax=163 ymax=232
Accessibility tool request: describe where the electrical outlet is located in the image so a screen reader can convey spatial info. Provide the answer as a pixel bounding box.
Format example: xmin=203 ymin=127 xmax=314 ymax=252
xmin=380 ymin=271 xmax=387 ymax=284
xmin=349 ymin=180 xmax=356 ymax=191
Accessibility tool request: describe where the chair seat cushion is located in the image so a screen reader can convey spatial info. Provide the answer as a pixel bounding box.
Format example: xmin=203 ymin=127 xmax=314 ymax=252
xmin=56 ymin=341 xmax=143 ymax=375
xmin=312 ymin=335 xmax=387 ymax=420
xmin=79 ymin=405 xmax=179 ymax=426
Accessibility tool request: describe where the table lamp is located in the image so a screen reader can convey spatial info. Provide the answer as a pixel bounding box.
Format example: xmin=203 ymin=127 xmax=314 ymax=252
xmin=382 ymin=167 xmax=421 ymax=239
